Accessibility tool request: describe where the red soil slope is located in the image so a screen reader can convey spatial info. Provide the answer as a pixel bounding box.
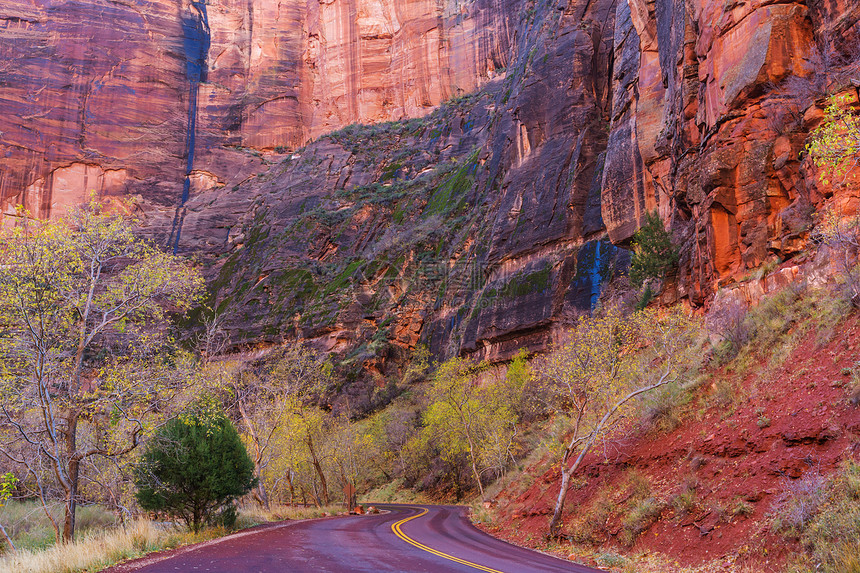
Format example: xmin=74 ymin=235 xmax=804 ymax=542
xmin=484 ymin=315 xmax=860 ymax=571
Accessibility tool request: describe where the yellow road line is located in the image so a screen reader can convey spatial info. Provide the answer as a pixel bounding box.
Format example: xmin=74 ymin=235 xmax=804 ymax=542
xmin=390 ymin=506 xmax=506 ymax=573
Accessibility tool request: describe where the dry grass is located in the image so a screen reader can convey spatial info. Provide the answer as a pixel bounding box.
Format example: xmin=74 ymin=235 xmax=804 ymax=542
xmin=0 ymin=501 xmax=118 ymax=551
xmin=0 ymin=520 xmax=168 ymax=573
xmin=0 ymin=503 xmax=342 ymax=573
xmin=542 ymin=543 xmax=767 ymax=573
xmin=235 ymin=503 xmax=343 ymax=527
xmin=781 ymin=461 xmax=860 ymax=573
xmin=360 ymin=479 xmax=434 ymax=504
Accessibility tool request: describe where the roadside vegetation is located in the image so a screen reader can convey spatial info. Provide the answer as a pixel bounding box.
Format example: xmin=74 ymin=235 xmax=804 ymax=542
xmin=1 ymin=197 xmax=858 ymax=573
xmin=0 ymin=76 xmax=857 ymax=573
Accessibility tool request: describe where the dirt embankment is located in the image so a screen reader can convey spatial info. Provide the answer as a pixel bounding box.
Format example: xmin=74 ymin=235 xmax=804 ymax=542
xmin=483 ymin=315 xmax=860 ymax=571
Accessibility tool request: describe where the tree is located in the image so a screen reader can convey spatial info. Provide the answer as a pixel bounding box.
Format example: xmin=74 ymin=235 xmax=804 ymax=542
xmin=134 ymin=403 xmax=256 ymax=532
xmin=268 ymin=399 xmax=331 ymax=506
xmin=813 ymin=206 xmax=860 ymax=307
xmin=211 ymin=344 xmax=337 ymax=508
xmin=221 ymin=345 xmax=332 ymax=508
xmin=534 ymin=305 xmax=700 ymax=537
xmin=806 ymin=93 xmax=860 ymax=186
xmin=423 ymin=357 xmax=518 ymax=500
xmin=629 ymin=211 xmax=679 ymax=289
xmin=0 ymin=200 xmax=204 ymax=541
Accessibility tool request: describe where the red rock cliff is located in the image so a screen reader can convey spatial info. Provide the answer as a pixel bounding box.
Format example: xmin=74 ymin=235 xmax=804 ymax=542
xmin=602 ymin=0 xmax=860 ymax=302
xmin=1 ymin=0 xmax=859 ymax=361
xmin=0 ymin=0 xmax=513 ymax=221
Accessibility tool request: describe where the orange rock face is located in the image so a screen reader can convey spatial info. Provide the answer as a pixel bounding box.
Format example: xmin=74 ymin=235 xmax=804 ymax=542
xmin=602 ymin=0 xmax=860 ymax=303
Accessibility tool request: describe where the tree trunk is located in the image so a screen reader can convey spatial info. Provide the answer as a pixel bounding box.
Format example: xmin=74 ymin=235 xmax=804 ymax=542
xmin=63 ymin=414 xmax=80 ymax=542
xmin=548 ymin=379 xmax=673 ymax=537
xmin=237 ymin=399 xmax=270 ymax=509
xmin=466 ymin=437 xmax=485 ymax=500
xmin=306 ymin=433 xmax=329 ymax=505
xmin=253 ymin=481 xmax=270 ymax=509
xmin=285 ymin=469 xmax=296 ymax=506
xmin=548 ymin=464 xmax=573 ymax=538
xmin=63 ymin=460 xmax=79 ymax=542
xmin=0 ymin=522 xmax=15 ymax=552
xmin=469 ymin=455 xmax=484 ymax=500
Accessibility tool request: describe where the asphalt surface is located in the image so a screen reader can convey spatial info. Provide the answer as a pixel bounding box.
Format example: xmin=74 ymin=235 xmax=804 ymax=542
xmin=105 ymin=504 xmax=600 ymax=572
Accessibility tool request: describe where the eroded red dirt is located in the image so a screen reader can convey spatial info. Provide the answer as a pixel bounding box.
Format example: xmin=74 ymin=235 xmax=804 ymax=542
xmin=484 ymin=315 xmax=860 ymax=571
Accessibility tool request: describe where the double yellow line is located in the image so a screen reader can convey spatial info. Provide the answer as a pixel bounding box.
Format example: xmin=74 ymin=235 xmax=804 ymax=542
xmin=389 ymin=506 xmax=506 ymax=573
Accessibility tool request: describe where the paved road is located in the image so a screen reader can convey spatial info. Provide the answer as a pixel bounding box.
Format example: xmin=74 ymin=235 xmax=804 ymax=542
xmin=105 ymin=504 xmax=599 ymax=572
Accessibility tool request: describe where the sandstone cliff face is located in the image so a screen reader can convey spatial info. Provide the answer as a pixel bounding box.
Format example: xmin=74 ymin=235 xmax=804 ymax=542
xmin=2 ymin=0 xmax=860 ymax=373
xmin=0 ymin=0 xmax=513 ymax=228
xmin=181 ymin=0 xmax=633 ymax=396
xmin=602 ymin=0 xmax=860 ymax=303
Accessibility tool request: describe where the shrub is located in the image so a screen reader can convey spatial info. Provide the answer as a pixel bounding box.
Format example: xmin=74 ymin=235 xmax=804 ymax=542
xmin=641 ymin=381 xmax=692 ymax=434
xmin=706 ymin=297 xmax=751 ymax=361
xmin=732 ymin=500 xmax=754 ymax=517
xmin=786 ymin=462 xmax=860 ymax=573
xmin=850 ymin=382 xmax=860 ymax=407
xmin=134 ymin=404 xmax=257 ymax=532
xmin=629 ymin=211 xmax=679 ymax=288
xmin=596 ymin=551 xmax=628 ymax=568
xmin=806 ymin=93 xmax=860 ymax=187
xmin=620 ymin=496 xmax=663 ymax=546
xmin=772 ymin=469 xmax=827 ymax=534
xmin=669 ymin=477 xmax=699 ymax=521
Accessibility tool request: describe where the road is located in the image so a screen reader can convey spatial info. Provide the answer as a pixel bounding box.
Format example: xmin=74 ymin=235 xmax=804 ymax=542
xmin=105 ymin=504 xmax=600 ymax=572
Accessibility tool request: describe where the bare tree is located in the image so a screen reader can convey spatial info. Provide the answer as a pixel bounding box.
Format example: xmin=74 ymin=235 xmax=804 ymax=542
xmin=706 ymin=297 xmax=751 ymax=358
xmin=534 ymin=306 xmax=701 ymax=537
xmin=813 ymin=207 xmax=860 ymax=307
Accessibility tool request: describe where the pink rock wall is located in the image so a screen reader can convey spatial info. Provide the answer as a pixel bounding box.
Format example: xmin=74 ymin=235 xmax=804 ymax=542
xmin=0 ymin=0 xmax=514 ymax=219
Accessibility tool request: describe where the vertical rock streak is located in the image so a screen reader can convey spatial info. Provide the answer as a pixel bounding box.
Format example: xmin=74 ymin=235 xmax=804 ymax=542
xmin=170 ymin=0 xmax=211 ymax=253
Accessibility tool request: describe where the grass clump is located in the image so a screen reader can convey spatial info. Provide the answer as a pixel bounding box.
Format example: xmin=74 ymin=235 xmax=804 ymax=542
xmin=786 ymin=461 xmax=860 ymax=573
xmin=641 ymin=381 xmax=693 ymax=434
xmin=732 ymin=500 xmax=754 ymax=518
xmin=620 ymin=496 xmax=664 ymax=547
xmin=596 ymin=551 xmax=629 ymax=568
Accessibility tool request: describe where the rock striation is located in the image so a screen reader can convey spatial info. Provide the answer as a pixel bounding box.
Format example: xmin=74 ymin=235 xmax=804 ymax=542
xmin=0 ymin=0 xmax=513 ymax=223
xmin=1 ymin=0 xmax=859 ymax=373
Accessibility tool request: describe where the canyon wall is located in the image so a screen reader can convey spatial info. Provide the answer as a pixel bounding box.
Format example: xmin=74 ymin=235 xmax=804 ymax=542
xmin=1 ymin=0 xmax=860 ymax=378
xmin=602 ymin=0 xmax=860 ymax=304
xmin=0 ymin=0 xmax=513 ymax=225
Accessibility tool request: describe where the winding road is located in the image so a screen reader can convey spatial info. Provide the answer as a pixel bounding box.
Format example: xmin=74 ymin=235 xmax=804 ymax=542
xmin=105 ymin=504 xmax=599 ymax=572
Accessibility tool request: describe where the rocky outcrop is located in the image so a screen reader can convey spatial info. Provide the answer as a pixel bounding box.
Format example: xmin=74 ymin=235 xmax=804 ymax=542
xmin=602 ymin=0 xmax=860 ymax=303
xmin=2 ymin=0 xmax=860 ymax=373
